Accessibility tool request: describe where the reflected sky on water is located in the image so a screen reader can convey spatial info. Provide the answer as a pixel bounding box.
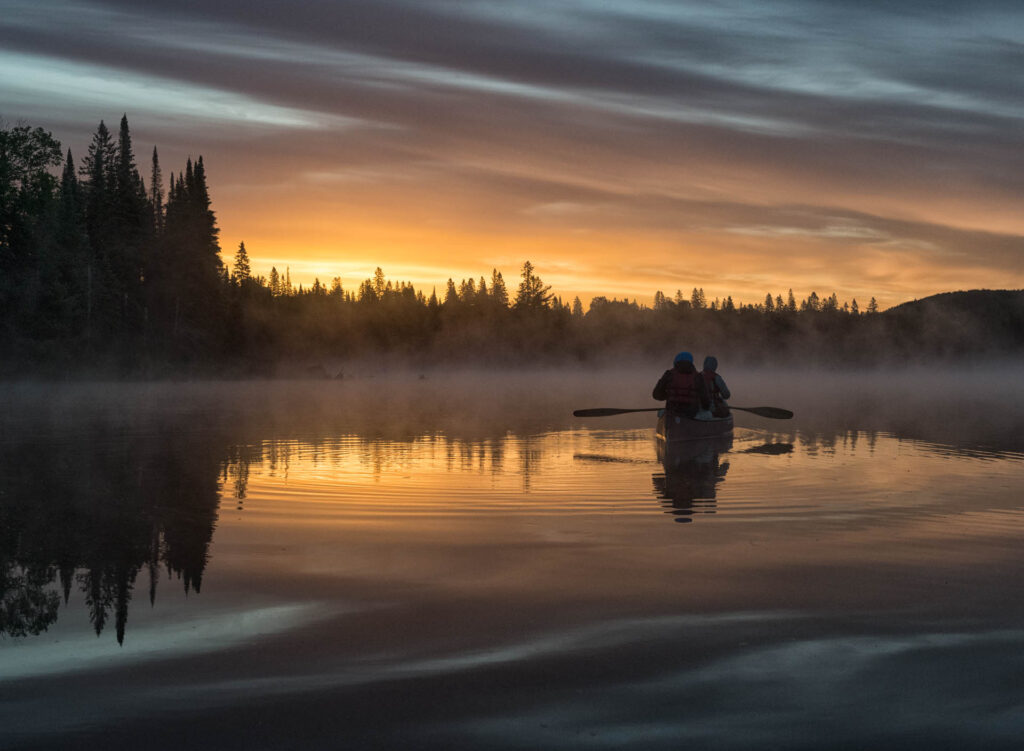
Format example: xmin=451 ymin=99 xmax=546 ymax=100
xmin=2 ymin=373 xmax=1023 ymax=749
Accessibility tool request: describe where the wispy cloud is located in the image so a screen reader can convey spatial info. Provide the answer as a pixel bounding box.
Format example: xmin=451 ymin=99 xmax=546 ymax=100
xmin=2 ymin=0 xmax=1022 ymax=306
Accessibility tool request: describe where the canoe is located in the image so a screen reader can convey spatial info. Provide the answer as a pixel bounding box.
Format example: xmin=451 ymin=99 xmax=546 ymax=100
xmin=656 ymin=411 xmax=734 ymax=443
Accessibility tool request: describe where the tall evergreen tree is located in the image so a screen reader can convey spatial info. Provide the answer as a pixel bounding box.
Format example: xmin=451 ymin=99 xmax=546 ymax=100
xmin=150 ymin=146 xmax=164 ymax=233
xmin=490 ymin=268 xmax=508 ymax=308
xmin=444 ymin=278 xmax=458 ymax=306
xmin=155 ymin=152 xmax=225 ymax=356
xmin=232 ymin=241 xmax=251 ymax=284
xmin=513 ymin=260 xmax=552 ymax=311
xmin=79 ymin=121 xmax=118 ymax=334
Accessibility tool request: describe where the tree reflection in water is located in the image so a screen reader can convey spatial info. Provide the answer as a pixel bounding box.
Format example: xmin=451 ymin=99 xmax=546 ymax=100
xmin=0 ymin=421 xmax=223 ymax=644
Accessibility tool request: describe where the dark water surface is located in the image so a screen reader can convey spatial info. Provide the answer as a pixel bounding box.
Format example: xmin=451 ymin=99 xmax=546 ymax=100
xmin=2 ymin=371 xmax=1023 ymax=750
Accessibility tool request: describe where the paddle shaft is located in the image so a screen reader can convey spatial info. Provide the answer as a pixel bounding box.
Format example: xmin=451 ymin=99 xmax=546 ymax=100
xmin=573 ymin=405 xmax=792 ymax=419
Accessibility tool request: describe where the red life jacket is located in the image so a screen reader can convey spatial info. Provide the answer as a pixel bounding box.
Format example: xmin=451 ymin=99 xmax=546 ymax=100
xmin=666 ymin=369 xmax=700 ymax=405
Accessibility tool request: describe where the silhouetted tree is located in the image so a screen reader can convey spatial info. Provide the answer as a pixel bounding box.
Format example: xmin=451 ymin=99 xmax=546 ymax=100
xmin=513 ymin=260 xmax=552 ymax=310
xmin=232 ymin=241 xmax=251 ymax=284
xmin=490 ymin=268 xmax=509 ymax=308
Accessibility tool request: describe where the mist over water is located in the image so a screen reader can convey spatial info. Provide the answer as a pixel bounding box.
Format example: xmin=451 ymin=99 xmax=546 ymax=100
xmin=2 ymin=368 xmax=1023 ymax=749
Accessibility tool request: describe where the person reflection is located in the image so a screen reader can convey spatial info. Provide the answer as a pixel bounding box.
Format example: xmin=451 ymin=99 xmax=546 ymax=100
xmin=0 ymin=420 xmax=225 ymax=644
xmin=652 ymin=435 xmax=732 ymax=522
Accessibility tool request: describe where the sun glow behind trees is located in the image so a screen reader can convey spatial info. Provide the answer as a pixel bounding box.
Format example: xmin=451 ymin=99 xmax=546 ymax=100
xmin=3 ymin=118 xmax=1018 ymax=375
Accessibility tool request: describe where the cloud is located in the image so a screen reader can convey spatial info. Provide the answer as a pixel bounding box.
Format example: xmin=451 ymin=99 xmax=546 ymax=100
xmin=2 ymin=0 xmax=1022 ymax=306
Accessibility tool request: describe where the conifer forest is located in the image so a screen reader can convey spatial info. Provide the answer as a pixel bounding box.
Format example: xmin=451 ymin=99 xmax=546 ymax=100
xmin=2 ymin=118 xmax=1020 ymax=378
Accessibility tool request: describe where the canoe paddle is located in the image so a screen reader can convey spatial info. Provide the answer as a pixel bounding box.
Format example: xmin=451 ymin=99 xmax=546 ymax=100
xmin=573 ymin=406 xmax=793 ymax=419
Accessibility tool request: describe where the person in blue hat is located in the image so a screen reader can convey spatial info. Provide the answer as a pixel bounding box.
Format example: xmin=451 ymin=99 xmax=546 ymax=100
xmin=700 ymin=355 xmax=731 ymax=417
xmin=653 ymin=351 xmax=711 ymax=417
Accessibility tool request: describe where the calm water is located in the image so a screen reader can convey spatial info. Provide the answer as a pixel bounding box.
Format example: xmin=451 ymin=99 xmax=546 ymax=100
xmin=2 ymin=371 xmax=1023 ymax=750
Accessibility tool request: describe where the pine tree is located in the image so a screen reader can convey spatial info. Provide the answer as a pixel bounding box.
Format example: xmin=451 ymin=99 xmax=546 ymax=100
xmin=851 ymin=298 xmax=859 ymax=315
xmin=77 ymin=121 xmax=120 ymax=336
xmin=150 ymin=146 xmax=164 ymax=233
xmin=155 ymin=151 xmax=225 ymax=353
xmin=764 ymin=293 xmax=774 ymax=312
xmin=571 ymin=296 xmax=584 ymax=317
xmin=787 ymin=289 xmax=797 ymax=312
xmin=232 ymin=241 xmax=251 ymax=284
xmin=45 ymin=148 xmax=91 ymax=337
xmin=444 ymin=278 xmax=458 ymax=306
xmin=867 ymin=297 xmax=879 ymax=314
xmin=513 ymin=260 xmax=552 ymax=310
xmin=490 ymin=268 xmax=509 ymax=308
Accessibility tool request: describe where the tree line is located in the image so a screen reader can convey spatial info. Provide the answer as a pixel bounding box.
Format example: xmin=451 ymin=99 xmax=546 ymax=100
xmin=3 ymin=117 xmax=1014 ymax=376
xmin=2 ymin=116 xmax=223 ymax=374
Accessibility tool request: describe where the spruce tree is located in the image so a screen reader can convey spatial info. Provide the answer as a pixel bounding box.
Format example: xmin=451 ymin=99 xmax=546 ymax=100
xmin=490 ymin=269 xmax=508 ymax=308
xmin=150 ymin=147 xmax=164 ymax=233
xmin=232 ymin=241 xmax=251 ymax=284
xmin=79 ymin=121 xmax=119 ymax=336
xmin=444 ymin=278 xmax=458 ymax=306
xmin=513 ymin=260 xmax=552 ymax=310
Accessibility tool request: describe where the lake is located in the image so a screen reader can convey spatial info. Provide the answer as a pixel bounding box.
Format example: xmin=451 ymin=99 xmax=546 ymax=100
xmin=2 ymin=369 xmax=1023 ymax=750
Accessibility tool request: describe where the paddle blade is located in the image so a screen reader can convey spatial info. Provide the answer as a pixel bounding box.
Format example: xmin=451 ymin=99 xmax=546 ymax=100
xmin=732 ymin=406 xmax=793 ymax=420
xmin=572 ymin=407 xmax=660 ymax=417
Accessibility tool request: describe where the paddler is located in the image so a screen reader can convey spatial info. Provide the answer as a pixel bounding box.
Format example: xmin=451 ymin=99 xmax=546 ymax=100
xmin=701 ymin=355 xmax=731 ymax=417
xmin=653 ymin=351 xmax=711 ymax=418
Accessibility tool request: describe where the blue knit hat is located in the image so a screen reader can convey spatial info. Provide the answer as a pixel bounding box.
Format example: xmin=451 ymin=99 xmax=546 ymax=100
xmin=673 ymin=351 xmax=693 ymax=364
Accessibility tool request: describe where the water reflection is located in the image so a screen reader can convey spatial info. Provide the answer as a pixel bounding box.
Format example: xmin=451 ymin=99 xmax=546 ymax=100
xmin=0 ymin=424 xmax=222 ymax=644
xmin=2 ymin=379 xmax=1024 ymax=751
xmin=0 ymin=380 xmax=1016 ymax=650
xmin=652 ymin=436 xmax=795 ymax=522
xmin=653 ymin=435 xmax=732 ymax=522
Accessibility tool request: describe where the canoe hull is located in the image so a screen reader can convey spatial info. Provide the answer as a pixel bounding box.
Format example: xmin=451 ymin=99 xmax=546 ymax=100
xmin=656 ymin=412 xmax=734 ymax=443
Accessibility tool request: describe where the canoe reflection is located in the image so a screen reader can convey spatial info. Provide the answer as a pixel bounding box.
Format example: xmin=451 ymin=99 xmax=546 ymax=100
xmin=652 ymin=437 xmax=794 ymax=522
xmin=653 ymin=435 xmax=733 ymax=522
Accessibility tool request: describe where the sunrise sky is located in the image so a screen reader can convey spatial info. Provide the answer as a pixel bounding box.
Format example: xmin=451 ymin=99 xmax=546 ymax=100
xmin=2 ymin=0 xmax=1022 ymax=308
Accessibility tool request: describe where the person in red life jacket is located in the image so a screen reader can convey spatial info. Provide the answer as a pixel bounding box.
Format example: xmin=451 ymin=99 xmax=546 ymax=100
xmin=653 ymin=351 xmax=711 ymax=418
xmin=701 ymin=355 xmax=731 ymax=417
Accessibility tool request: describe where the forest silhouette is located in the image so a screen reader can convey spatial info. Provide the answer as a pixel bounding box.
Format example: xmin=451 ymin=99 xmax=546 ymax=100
xmin=2 ymin=117 xmax=1021 ymax=378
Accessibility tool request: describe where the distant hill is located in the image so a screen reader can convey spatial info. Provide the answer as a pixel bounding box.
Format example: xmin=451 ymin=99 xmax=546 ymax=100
xmin=883 ymin=289 xmax=1024 ymax=356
